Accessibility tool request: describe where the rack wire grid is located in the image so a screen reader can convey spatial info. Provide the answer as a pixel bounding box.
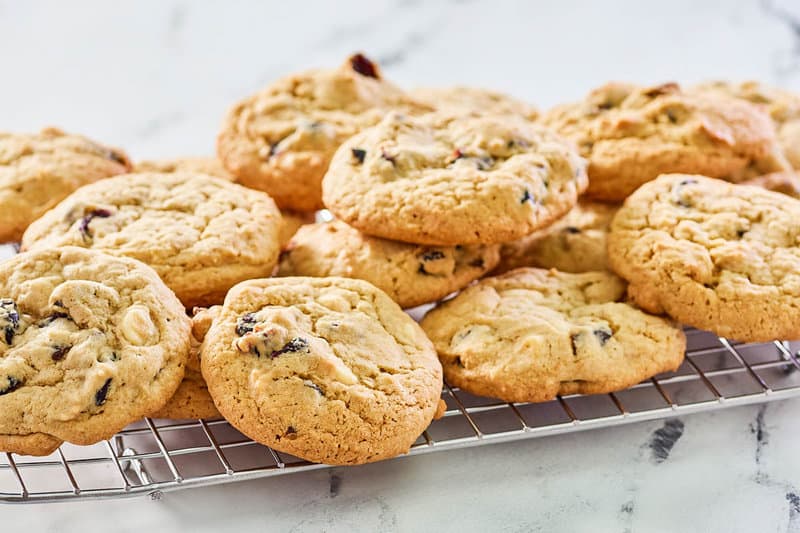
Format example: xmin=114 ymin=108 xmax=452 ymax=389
xmin=2 ymin=328 xmax=800 ymax=503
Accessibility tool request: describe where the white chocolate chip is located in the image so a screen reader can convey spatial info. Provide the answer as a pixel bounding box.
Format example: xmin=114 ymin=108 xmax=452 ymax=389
xmin=120 ymin=305 xmax=158 ymax=346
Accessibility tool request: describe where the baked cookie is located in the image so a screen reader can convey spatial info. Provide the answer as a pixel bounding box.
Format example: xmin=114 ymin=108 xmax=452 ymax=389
xmin=152 ymin=306 xmax=220 ymax=420
xmin=21 ymin=172 xmax=283 ymax=308
xmin=692 ymin=81 xmax=800 ymax=169
xmin=0 ymin=247 xmax=190 ymax=456
xmin=410 ymin=86 xmax=539 ymax=119
xmin=279 ymin=210 xmax=316 ymax=248
xmin=0 ymin=127 xmax=131 ymax=243
xmin=420 ymin=268 xmax=685 ymax=402
xmin=201 ymin=277 xmax=442 ymax=465
xmin=277 ymin=220 xmax=500 ymax=308
xmin=742 ymin=171 xmax=800 ymax=199
xmin=495 ymin=200 xmax=618 ymax=274
xmin=217 ymin=53 xmax=428 ymax=212
xmin=322 ymin=111 xmax=588 ymax=245
xmin=608 ymin=174 xmax=800 ymax=341
xmin=542 ymin=82 xmax=789 ymax=201
xmin=134 ymin=157 xmax=233 ymax=180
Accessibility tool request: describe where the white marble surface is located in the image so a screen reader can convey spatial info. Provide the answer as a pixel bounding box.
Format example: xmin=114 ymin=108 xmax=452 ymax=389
xmin=3 ymin=0 xmax=800 ymax=531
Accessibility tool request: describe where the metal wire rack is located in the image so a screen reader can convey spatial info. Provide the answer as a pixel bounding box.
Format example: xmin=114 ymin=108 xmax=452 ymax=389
xmin=2 ymin=328 xmax=800 ymax=503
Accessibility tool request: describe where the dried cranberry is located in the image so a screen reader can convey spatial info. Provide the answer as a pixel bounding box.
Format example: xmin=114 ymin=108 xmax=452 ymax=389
xmin=271 ymin=337 xmax=309 ymax=358
xmin=51 ymin=344 xmax=71 ymax=361
xmin=236 ymin=313 xmax=257 ymax=336
xmin=593 ymin=327 xmax=613 ymax=346
xmin=0 ymin=376 xmax=21 ymax=396
xmin=349 ymin=53 xmax=379 ymax=79
xmin=351 ymin=148 xmax=366 ymax=164
xmin=79 ymin=209 xmax=113 ymax=241
xmin=95 ymin=378 xmax=112 ymax=406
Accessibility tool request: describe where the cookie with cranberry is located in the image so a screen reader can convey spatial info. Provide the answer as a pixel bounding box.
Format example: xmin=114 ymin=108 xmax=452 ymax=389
xmin=608 ymin=174 xmax=800 ymax=341
xmin=495 ymin=200 xmax=618 ymax=274
xmin=420 ymin=268 xmax=685 ymax=402
xmin=0 ymin=247 xmax=190 ymax=455
xmin=0 ymin=127 xmax=131 ymax=243
xmin=692 ymin=81 xmax=800 ymax=170
xmin=277 ymin=220 xmax=499 ymax=308
xmin=322 ymin=111 xmax=587 ymax=245
xmin=21 ymin=172 xmax=283 ymax=308
xmin=201 ymin=277 xmax=442 ymax=465
xmin=217 ymin=53 xmax=429 ymax=212
xmin=542 ymin=82 xmax=789 ymax=201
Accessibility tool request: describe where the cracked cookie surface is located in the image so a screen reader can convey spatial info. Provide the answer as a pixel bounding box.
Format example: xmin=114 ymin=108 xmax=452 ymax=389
xmin=420 ymin=268 xmax=685 ymax=402
xmin=495 ymin=200 xmax=618 ymax=274
xmin=217 ymin=53 xmax=428 ymax=211
xmin=607 ymin=174 xmax=800 ymax=341
xmin=410 ymin=86 xmax=539 ymax=119
xmin=692 ymin=80 xmax=800 ymax=170
xmin=542 ymin=82 xmax=788 ymax=201
xmin=21 ymin=172 xmax=283 ymax=308
xmin=0 ymin=247 xmax=190 ymax=455
xmin=201 ymin=277 xmax=442 ymax=465
xmin=0 ymin=127 xmax=131 ymax=243
xmin=277 ymin=220 xmax=500 ymax=308
xmin=322 ymin=111 xmax=588 ymax=245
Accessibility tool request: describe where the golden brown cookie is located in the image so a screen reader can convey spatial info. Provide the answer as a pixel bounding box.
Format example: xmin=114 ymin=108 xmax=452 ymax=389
xmin=133 ymin=157 xmax=233 ymax=180
xmin=201 ymin=277 xmax=443 ymax=465
xmin=495 ymin=200 xmax=618 ymax=274
xmin=410 ymin=86 xmax=539 ymax=119
xmin=322 ymin=111 xmax=588 ymax=245
xmin=608 ymin=174 xmax=800 ymax=341
xmin=217 ymin=53 xmax=428 ymax=212
xmin=692 ymin=81 xmax=800 ymax=169
xmin=0 ymin=247 xmax=191 ymax=455
xmin=277 ymin=220 xmax=500 ymax=308
xmin=742 ymin=171 xmax=800 ymax=199
xmin=279 ymin=210 xmax=316 ymax=248
xmin=21 ymin=172 xmax=283 ymax=308
xmin=420 ymin=268 xmax=685 ymax=402
xmin=542 ymin=82 xmax=789 ymax=201
xmin=151 ymin=306 xmax=221 ymax=420
xmin=0 ymin=127 xmax=131 ymax=243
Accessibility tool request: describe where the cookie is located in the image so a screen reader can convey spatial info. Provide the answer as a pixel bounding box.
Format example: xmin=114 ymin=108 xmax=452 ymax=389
xmin=217 ymin=53 xmax=428 ymax=212
xmin=495 ymin=200 xmax=618 ymax=274
xmin=0 ymin=246 xmax=191 ymax=456
xmin=134 ymin=157 xmax=233 ymax=180
xmin=277 ymin=220 xmax=500 ymax=308
xmin=322 ymin=111 xmax=588 ymax=245
xmin=607 ymin=174 xmax=800 ymax=341
xmin=420 ymin=268 xmax=685 ymax=402
xmin=279 ymin=210 xmax=316 ymax=248
xmin=742 ymin=171 xmax=800 ymax=199
xmin=692 ymin=81 xmax=800 ymax=169
xmin=201 ymin=277 xmax=442 ymax=465
xmin=542 ymin=82 xmax=789 ymax=201
xmin=152 ymin=306 xmax=220 ymax=420
xmin=410 ymin=86 xmax=539 ymax=119
xmin=0 ymin=127 xmax=131 ymax=243
xmin=21 ymin=172 xmax=283 ymax=308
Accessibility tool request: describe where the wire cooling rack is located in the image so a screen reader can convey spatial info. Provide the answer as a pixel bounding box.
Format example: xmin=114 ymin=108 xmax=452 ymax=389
xmin=2 ymin=327 xmax=800 ymax=503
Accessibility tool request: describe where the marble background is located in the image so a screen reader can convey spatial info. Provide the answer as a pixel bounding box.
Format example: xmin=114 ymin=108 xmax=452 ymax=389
xmin=3 ymin=0 xmax=800 ymax=531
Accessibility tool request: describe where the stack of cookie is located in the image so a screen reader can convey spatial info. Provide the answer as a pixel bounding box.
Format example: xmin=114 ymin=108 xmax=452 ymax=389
xmin=2 ymin=52 xmax=800 ymax=467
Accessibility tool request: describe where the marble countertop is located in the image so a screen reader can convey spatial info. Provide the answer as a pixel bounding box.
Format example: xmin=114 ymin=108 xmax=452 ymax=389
xmin=3 ymin=0 xmax=800 ymax=531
